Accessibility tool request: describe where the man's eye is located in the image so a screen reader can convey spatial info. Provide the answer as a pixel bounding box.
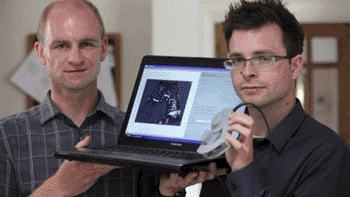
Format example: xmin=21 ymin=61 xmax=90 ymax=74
xmin=81 ymin=42 xmax=95 ymax=48
xmin=259 ymin=56 xmax=274 ymax=63
xmin=56 ymin=44 xmax=68 ymax=49
xmin=231 ymin=58 xmax=245 ymax=64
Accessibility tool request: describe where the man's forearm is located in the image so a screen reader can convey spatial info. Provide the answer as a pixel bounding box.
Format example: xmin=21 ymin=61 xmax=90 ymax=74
xmin=29 ymin=174 xmax=67 ymax=197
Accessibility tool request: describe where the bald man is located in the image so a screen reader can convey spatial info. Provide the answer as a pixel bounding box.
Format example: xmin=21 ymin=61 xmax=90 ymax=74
xmin=1 ymin=1 xmax=129 ymax=196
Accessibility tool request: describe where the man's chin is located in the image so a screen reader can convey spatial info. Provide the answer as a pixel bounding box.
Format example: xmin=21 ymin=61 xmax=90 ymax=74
xmin=240 ymin=97 xmax=260 ymax=105
xmin=63 ymin=82 xmax=95 ymax=91
xmin=240 ymin=98 xmax=269 ymax=109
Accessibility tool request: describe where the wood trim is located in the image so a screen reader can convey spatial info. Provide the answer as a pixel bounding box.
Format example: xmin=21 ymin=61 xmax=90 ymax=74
xmin=107 ymin=34 xmax=122 ymax=109
xmin=215 ymin=23 xmax=227 ymax=59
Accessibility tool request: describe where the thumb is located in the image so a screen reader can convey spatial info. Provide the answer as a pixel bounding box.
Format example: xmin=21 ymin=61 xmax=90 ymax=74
xmin=75 ymin=135 xmax=91 ymax=148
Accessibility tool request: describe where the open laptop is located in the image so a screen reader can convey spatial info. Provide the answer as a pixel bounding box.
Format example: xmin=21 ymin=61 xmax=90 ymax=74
xmin=54 ymin=55 xmax=242 ymax=173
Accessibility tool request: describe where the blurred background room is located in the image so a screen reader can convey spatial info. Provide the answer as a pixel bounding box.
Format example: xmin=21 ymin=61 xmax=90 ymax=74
xmin=0 ymin=0 xmax=349 ymax=145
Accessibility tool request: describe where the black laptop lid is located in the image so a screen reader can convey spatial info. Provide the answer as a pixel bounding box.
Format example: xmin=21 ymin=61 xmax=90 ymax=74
xmin=118 ymin=55 xmax=242 ymax=152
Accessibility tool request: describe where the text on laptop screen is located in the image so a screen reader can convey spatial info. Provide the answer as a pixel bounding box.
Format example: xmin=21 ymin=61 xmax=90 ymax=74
xmin=124 ymin=64 xmax=242 ymax=144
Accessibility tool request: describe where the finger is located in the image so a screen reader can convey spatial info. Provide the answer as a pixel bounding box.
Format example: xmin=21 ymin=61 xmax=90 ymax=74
xmin=183 ymin=172 xmax=198 ymax=186
xmin=105 ymin=165 xmax=120 ymax=170
xmin=227 ymin=124 xmax=252 ymax=141
xmin=92 ymin=163 xmax=119 ymax=170
xmin=216 ymin=167 xmax=228 ymax=176
xmin=97 ymin=165 xmax=119 ymax=175
xmin=228 ymin=125 xmax=254 ymax=151
xmin=100 ymin=168 xmax=116 ymax=176
xmin=225 ymin=133 xmax=243 ymax=150
xmin=208 ymin=162 xmax=228 ymax=174
xmin=208 ymin=162 xmax=216 ymax=171
xmin=228 ymin=114 xmax=254 ymax=134
xmin=196 ymin=171 xmax=209 ymax=183
xmin=228 ymin=112 xmax=253 ymax=124
xmin=207 ymin=163 xmax=218 ymax=180
xmin=169 ymin=173 xmax=180 ymax=184
xmin=75 ymin=136 xmax=91 ymax=148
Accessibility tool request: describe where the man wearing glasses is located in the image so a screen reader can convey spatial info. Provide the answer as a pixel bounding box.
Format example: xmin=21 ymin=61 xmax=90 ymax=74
xmin=153 ymin=0 xmax=350 ymax=196
xmin=219 ymin=0 xmax=350 ymax=196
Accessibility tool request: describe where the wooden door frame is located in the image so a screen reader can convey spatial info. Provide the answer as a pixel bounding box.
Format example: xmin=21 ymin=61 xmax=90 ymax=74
xmin=302 ymin=23 xmax=350 ymax=147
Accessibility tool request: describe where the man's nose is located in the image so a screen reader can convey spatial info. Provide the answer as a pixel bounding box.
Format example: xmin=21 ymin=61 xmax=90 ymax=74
xmin=241 ymin=60 xmax=258 ymax=78
xmin=68 ymin=47 xmax=84 ymax=65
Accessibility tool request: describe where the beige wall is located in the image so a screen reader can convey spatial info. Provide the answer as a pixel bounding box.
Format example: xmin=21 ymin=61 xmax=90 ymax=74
xmin=152 ymin=0 xmax=350 ymax=57
xmin=0 ymin=0 xmax=349 ymax=118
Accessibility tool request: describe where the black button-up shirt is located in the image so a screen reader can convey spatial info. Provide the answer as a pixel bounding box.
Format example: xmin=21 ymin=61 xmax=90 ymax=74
xmin=201 ymin=99 xmax=350 ymax=196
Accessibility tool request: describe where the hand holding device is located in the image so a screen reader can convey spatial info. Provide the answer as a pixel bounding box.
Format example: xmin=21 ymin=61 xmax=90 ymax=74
xmin=197 ymin=108 xmax=240 ymax=159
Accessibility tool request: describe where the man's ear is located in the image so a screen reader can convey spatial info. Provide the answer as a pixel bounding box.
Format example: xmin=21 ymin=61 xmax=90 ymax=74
xmin=100 ymin=36 xmax=109 ymax=62
xmin=290 ymin=54 xmax=304 ymax=80
xmin=34 ymin=42 xmax=47 ymax=66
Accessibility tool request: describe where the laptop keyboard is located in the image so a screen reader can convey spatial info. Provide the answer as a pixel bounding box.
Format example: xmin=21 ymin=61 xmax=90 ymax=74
xmin=107 ymin=146 xmax=204 ymax=160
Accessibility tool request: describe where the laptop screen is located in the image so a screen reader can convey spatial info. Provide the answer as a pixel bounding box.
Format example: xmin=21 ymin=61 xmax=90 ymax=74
xmin=123 ymin=57 xmax=242 ymax=146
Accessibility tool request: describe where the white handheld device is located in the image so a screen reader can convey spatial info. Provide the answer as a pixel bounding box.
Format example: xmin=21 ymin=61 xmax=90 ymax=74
xmin=197 ymin=108 xmax=240 ymax=159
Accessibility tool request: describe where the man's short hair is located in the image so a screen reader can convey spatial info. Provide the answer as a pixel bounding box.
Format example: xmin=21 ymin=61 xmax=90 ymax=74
xmin=223 ymin=0 xmax=305 ymax=58
xmin=37 ymin=0 xmax=105 ymax=44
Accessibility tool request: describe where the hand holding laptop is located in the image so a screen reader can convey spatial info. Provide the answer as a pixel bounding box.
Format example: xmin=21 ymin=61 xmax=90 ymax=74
xmin=159 ymin=162 xmax=227 ymax=196
xmin=32 ymin=136 xmax=119 ymax=197
xmin=57 ymin=136 xmax=120 ymax=196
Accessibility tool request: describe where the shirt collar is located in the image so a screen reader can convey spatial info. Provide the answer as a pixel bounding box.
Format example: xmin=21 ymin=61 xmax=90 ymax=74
xmin=39 ymin=90 xmax=115 ymax=125
xmin=267 ymin=99 xmax=307 ymax=152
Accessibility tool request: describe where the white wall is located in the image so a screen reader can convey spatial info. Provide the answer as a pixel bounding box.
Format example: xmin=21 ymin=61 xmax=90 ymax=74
xmin=152 ymin=0 xmax=350 ymax=57
xmin=152 ymin=0 xmax=202 ymax=57
xmin=0 ymin=0 xmax=349 ymax=118
xmin=117 ymin=0 xmax=152 ymax=111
